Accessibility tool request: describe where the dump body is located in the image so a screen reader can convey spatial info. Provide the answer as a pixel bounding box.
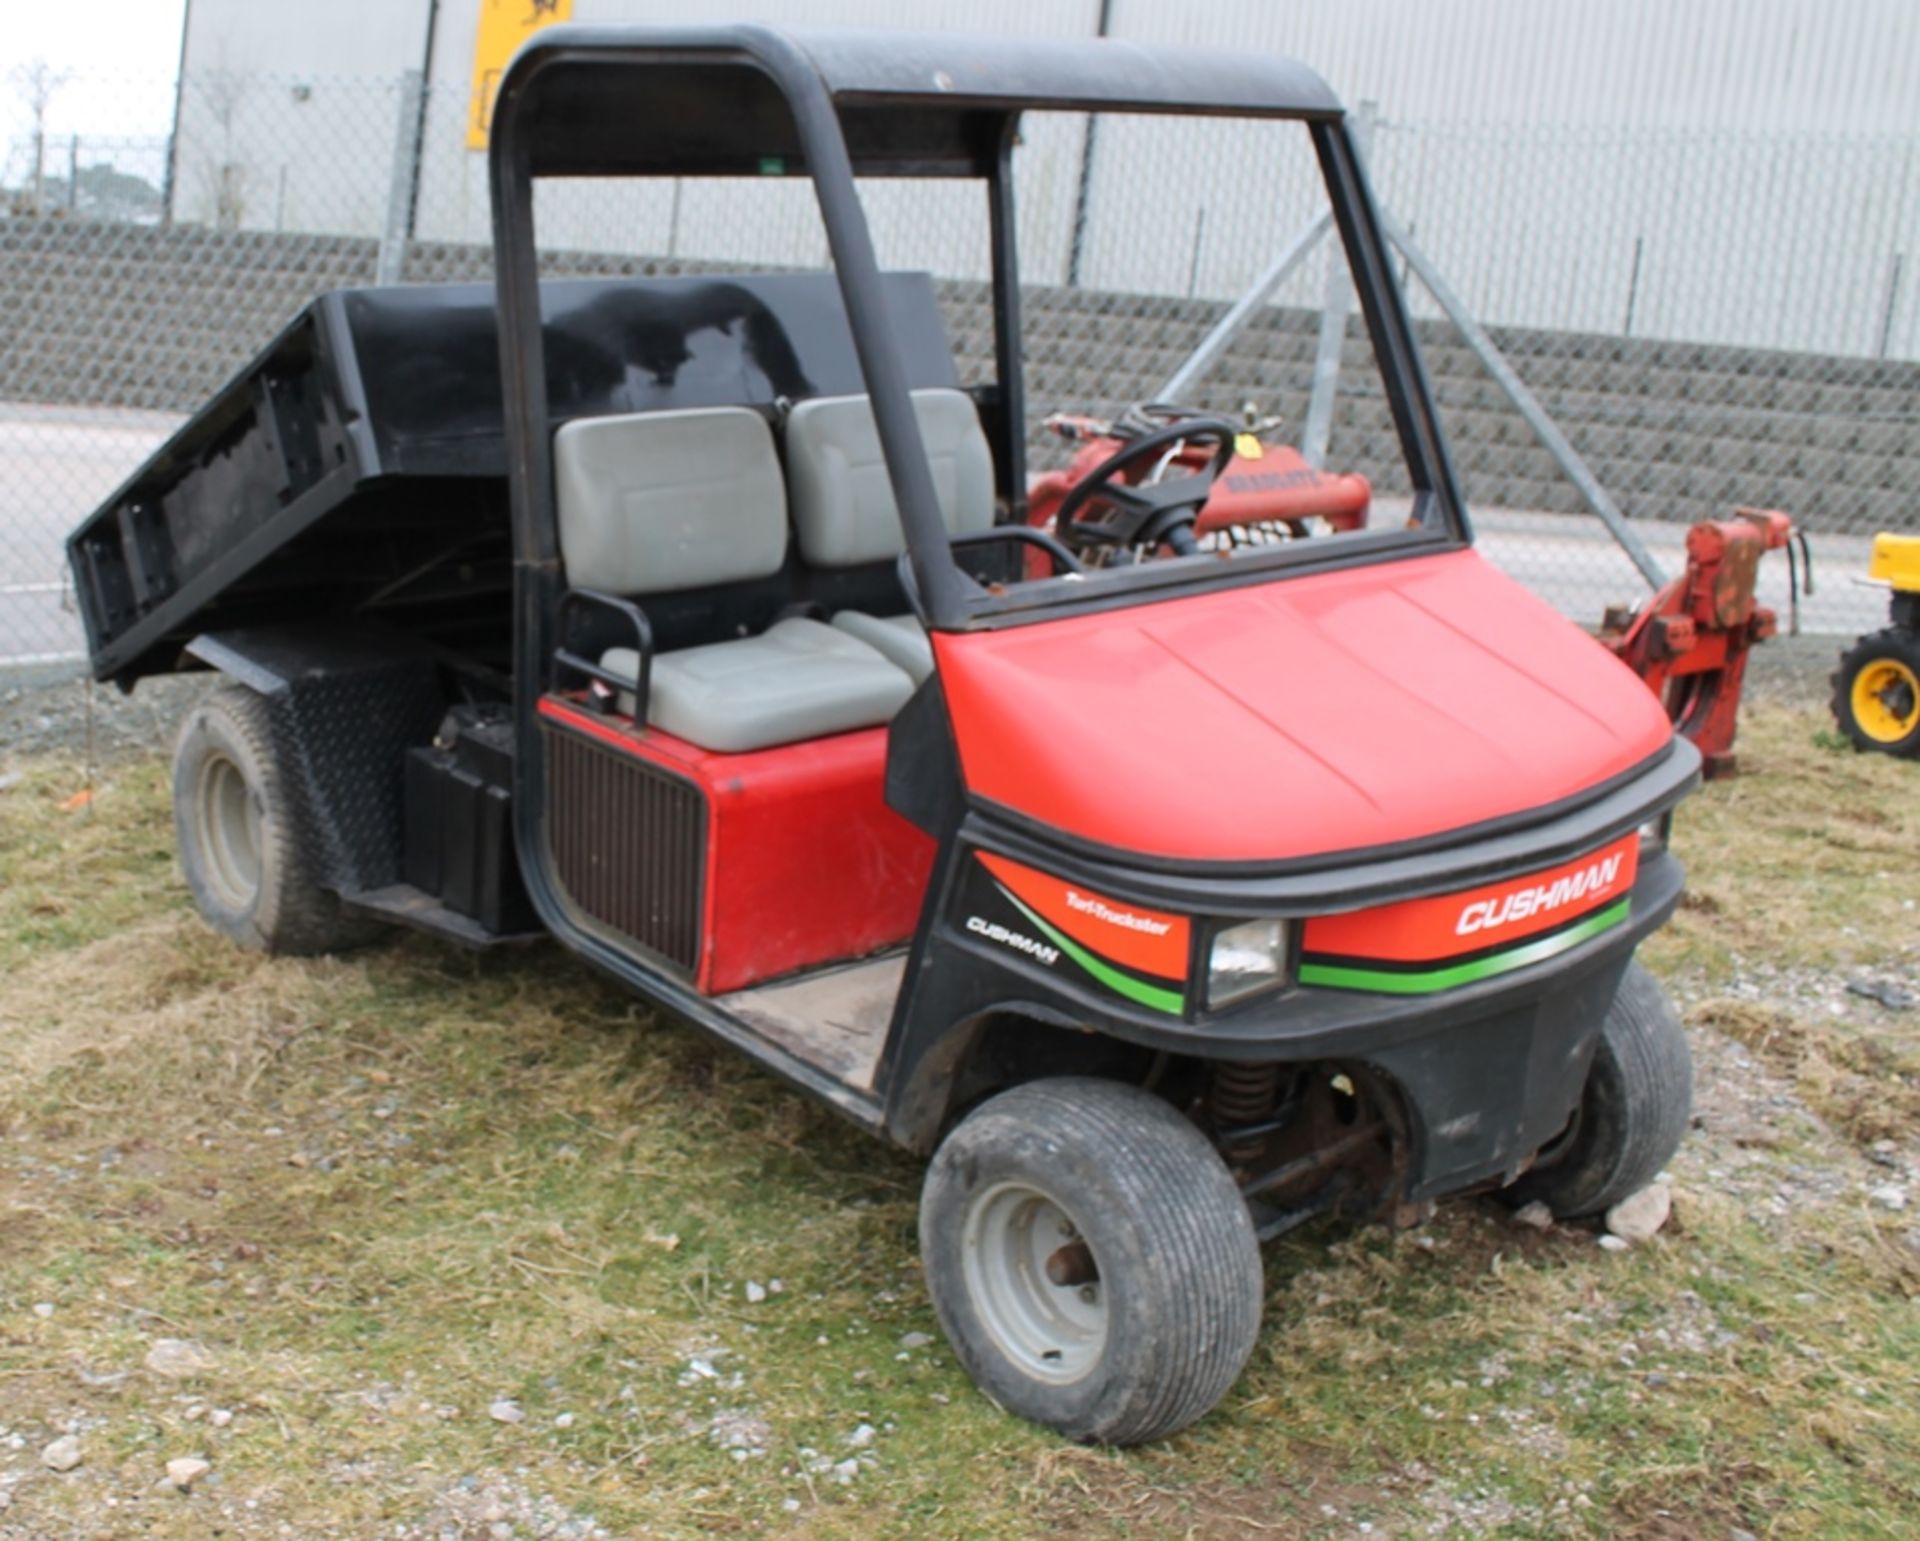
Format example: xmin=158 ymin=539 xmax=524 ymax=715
xmin=66 ymin=272 xmax=958 ymax=685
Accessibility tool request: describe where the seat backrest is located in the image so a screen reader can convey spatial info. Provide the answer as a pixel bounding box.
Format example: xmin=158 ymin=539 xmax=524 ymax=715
xmin=784 ymin=388 xmax=995 ymax=568
xmin=554 ymin=406 xmax=788 ymax=593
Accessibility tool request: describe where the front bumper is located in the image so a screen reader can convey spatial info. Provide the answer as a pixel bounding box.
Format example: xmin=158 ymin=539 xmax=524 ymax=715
xmin=1259 ymin=853 xmax=1682 ymax=1198
xmin=934 ymin=843 xmax=1682 ymax=1064
xmin=890 ymin=821 xmax=1687 ymax=1195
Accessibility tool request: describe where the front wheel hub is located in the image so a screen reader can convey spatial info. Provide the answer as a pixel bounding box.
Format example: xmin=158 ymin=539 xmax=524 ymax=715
xmin=961 ymin=1182 xmax=1108 ymax=1383
xmin=1854 ymin=657 xmax=1920 ymax=743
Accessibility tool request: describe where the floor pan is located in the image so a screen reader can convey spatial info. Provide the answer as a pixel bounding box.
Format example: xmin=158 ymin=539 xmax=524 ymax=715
xmin=715 ymin=952 xmax=907 ymax=1091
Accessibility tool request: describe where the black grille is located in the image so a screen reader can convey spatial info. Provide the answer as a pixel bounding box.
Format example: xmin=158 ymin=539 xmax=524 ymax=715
xmin=543 ymin=721 xmax=705 ymax=974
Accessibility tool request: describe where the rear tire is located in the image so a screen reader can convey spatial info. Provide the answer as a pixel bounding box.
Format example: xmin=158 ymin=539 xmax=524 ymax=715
xmin=1831 ymin=628 xmax=1920 ymax=757
xmin=1507 ymin=961 xmax=1692 ymax=1218
xmin=172 ymin=685 xmax=381 ymax=955
xmin=920 ymin=1076 xmax=1263 ymax=1445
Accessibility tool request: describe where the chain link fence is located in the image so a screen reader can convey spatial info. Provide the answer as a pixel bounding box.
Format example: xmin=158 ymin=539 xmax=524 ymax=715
xmin=4 ymin=63 xmax=1913 ymax=678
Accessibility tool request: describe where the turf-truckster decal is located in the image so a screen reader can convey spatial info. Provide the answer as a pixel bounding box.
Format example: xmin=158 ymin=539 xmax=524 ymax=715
xmin=957 ymin=851 xmax=1192 ymax=1014
xmin=1299 ymin=833 xmax=1640 ymax=995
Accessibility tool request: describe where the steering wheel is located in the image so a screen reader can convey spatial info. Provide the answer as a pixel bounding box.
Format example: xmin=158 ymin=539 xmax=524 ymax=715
xmin=1052 ymin=414 xmax=1238 ymax=559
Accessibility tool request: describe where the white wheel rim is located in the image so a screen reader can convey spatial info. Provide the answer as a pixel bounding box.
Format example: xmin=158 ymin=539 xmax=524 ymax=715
xmin=960 ymin=1181 xmax=1108 ymax=1384
xmin=197 ymin=752 xmax=262 ymax=909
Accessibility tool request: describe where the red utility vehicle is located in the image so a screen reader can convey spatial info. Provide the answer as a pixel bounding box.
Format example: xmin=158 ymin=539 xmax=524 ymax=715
xmin=68 ymin=26 xmax=1699 ymax=1444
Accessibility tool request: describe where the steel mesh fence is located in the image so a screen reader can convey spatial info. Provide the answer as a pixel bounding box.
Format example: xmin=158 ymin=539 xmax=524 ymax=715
xmin=3 ymin=62 xmax=1913 ymax=677
xmin=1364 ymin=114 xmax=1919 ymax=629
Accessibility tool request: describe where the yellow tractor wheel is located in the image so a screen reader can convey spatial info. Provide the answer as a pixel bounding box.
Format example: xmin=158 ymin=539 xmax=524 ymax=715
xmin=1832 ymin=628 xmax=1920 ymax=757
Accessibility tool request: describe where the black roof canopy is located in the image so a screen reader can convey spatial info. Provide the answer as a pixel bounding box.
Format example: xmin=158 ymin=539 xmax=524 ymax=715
xmin=495 ymin=23 xmax=1345 ymax=180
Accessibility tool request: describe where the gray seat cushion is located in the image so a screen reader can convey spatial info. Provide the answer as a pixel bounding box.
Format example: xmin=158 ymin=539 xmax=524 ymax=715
xmin=785 ymin=388 xmax=995 ymax=567
xmin=554 ymin=406 xmax=787 ymax=592
xmin=602 ymin=618 xmax=914 ymax=753
xmin=831 ymin=611 xmax=933 ymax=685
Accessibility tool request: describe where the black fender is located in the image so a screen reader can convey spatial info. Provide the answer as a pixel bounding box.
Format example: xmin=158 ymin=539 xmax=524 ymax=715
xmin=184 ymin=622 xmax=445 ymax=896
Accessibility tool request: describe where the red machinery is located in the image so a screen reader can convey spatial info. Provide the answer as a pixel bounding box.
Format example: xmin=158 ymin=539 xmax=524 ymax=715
xmin=1599 ymin=507 xmax=1799 ymax=779
xmin=1028 ymin=408 xmax=1372 ymax=545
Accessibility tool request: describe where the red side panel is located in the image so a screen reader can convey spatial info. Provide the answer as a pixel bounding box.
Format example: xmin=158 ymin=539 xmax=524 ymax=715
xmin=932 ymin=548 xmax=1675 ymax=864
xmin=539 ymin=701 xmax=934 ymax=995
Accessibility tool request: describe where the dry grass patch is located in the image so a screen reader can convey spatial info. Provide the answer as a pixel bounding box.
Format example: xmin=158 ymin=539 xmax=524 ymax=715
xmin=0 ymin=916 xmax=364 ymax=1110
xmin=2 ymin=710 xmax=1919 ymax=1537
xmin=1692 ymin=997 xmax=1920 ymax=1151
xmin=1644 ymin=704 xmax=1920 ymax=976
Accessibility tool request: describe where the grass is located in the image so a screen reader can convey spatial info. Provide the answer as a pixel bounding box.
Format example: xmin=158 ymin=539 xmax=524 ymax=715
xmin=1638 ymin=706 xmax=1920 ymax=1154
xmin=0 ymin=705 xmax=1916 ymax=1537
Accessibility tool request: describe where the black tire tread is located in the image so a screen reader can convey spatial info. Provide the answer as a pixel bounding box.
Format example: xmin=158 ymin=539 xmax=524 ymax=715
xmin=1512 ymin=962 xmax=1692 ymax=1217
xmin=173 ymin=685 xmax=381 ymax=956
xmin=1593 ymin=963 xmax=1694 ymax=1203
xmin=1022 ymin=1080 xmax=1255 ymax=1443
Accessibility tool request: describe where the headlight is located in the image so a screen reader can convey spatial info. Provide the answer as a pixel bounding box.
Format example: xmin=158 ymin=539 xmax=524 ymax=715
xmin=1208 ymin=918 xmax=1290 ymax=1008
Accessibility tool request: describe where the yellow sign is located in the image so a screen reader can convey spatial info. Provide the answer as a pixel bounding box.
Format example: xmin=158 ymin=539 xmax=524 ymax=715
xmin=468 ymin=0 xmax=573 ymax=150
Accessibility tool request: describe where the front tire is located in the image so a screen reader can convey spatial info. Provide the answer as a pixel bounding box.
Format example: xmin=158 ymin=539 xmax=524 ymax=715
xmin=1831 ymin=627 xmax=1920 ymax=757
xmin=920 ymin=1077 xmax=1263 ymax=1445
xmin=173 ymin=685 xmax=380 ymax=955
xmin=1507 ymin=961 xmax=1692 ymax=1217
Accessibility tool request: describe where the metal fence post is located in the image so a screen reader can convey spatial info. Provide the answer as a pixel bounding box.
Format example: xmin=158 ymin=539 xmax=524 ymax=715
xmin=1065 ymin=0 xmax=1118 ymax=288
xmin=1302 ymin=101 xmax=1376 ymax=467
xmin=1380 ymin=210 xmax=1667 ymax=589
xmin=375 ymin=70 xmax=426 ymax=287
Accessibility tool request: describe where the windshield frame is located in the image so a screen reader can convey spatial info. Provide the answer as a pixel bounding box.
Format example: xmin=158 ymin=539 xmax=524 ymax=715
xmin=940 ymin=111 xmax=1469 ymax=630
xmin=489 ymin=27 xmax=1471 ymax=637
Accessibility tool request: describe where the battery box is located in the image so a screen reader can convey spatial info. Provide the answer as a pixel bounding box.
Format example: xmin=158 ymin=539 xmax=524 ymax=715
xmin=403 ymin=704 xmax=539 ymax=936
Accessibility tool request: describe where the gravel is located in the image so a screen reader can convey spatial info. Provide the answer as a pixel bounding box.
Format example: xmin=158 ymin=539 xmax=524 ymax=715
xmin=165 ymin=1455 xmax=212 ymax=1491
xmin=708 ymin=1410 xmax=772 ymax=1454
xmin=418 ymin=1476 xmax=610 ymax=1540
xmin=40 ymin=1435 xmax=82 ymax=1473
xmin=0 ymin=674 xmax=201 ymax=763
xmin=144 ymin=1338 xmax=218 ymax=1380
xmin=1508 ymin=1201 xmax=1554 ymax=1232
xmin=1604 ymin=1183 xmax=1673 ymax=1243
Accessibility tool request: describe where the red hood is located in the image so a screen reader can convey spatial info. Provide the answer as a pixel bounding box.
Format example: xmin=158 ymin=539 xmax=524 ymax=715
xmin=931 ymin=548 xmax=1673 ymax=864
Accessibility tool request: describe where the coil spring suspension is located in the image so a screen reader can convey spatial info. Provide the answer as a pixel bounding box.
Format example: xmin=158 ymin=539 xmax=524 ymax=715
xmin=1210 ymin=1063 xmax=1281 ymax=1161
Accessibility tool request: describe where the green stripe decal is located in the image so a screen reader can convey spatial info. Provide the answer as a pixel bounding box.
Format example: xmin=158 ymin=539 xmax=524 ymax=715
xmin=1298 ymin=899 xmax=1632 ymax=995
xmin=999 ymin=888 xmax=1187 ymax=1015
